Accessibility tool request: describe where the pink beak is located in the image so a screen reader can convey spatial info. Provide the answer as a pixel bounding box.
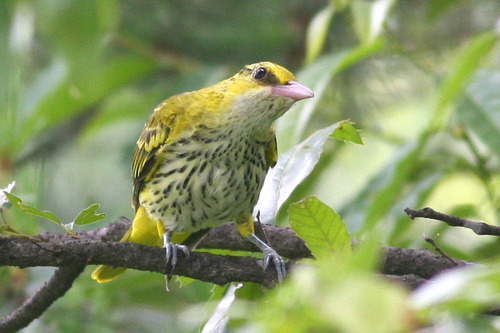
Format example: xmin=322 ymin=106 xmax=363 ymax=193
xmin=271 ymin=80 xmax=314 ymax=101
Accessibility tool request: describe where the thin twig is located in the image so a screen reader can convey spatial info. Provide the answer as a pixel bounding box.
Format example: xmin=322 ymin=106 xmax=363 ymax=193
xmin=423 ymin=234 xmax=458 ymax=266
xmin=404 ymin=207 xmax=500 ymax=236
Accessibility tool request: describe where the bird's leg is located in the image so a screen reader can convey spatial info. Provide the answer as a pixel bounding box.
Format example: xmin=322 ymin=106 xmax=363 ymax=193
xmin=236 ymin=215 xmax=286 ymax=282
xmin=247 ymin=233 xmax=286 ymax=282
xmin=163 ymin=231 xmax=189 ymax=267
xmin=160 ymin=227 xmax=189 ymax=291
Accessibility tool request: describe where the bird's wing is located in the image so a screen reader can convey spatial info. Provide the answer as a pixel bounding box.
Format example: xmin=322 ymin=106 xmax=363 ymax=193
xmin=265 ymin=127 xmax=278 ymax=169
xmin=132 ymin=106 xmax=176 ymax=210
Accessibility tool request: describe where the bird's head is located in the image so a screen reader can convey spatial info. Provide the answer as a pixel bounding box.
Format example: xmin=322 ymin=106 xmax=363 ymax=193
xmin=222 ymin=62 xmax=314 ymax=128
xmin=237 ymin=62 xmax=314 ymax=101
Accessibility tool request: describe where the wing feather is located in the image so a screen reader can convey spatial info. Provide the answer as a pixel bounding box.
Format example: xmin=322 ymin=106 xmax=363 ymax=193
xmin=132 ymin=108 xmax=176 ymax=210
xmin=265 ymin=127 xmax=278 ymax=169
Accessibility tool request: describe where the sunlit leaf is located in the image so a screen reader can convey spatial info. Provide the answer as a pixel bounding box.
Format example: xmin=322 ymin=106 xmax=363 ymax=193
xmin=289 ymin=196 xmax=351 ymax=260
xmin=330 ymin=121 xmax=363 ymax=144
xmin=255 ymin=122 xmax=345 ymax=224
xmin=3 ymin=192 xmax=61 ymax=225
xmin=72 ymin=203 xmax=106 ymax=225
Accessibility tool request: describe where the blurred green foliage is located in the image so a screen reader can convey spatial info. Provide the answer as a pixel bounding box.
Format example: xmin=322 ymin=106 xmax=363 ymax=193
xmin=1 ymin=0 xmax=500 ymax=332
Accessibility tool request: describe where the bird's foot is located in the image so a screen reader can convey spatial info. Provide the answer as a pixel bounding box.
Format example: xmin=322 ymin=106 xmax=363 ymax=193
xmin=163 ymin=232 xmax=189 ymax=291
xmin=247 ymin=233 xmax=286 ymax=283
xmin=262 ymin=247 xmax=286 ymax=283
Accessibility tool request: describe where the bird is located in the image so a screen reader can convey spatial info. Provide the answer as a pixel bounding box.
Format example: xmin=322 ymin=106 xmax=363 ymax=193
xmin=91 ymin=61 xmax=314 ymax=285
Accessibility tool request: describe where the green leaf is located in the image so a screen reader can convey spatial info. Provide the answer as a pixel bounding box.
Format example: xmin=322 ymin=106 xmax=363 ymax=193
xmin=305 ymin=5 xmax=335 ymax=64
xmin=457 ymin=71 xmax=500 ymax=159
xmin=432 ymin=31 xmax=498 ymax=131
xmin=255 ymin=121 xmax=345 ymax=224
xmin=72 ymin=203 xmax=106 ymax=225
xmin=289 ymin=196 xmax=351 ymax=260
xmin=351 ymin=0 xmax=396 ymax=44
xmin=330 ymin=121 xmax=364 ymax=144
xmin=3 ymin=192 xmax=61 ymax=225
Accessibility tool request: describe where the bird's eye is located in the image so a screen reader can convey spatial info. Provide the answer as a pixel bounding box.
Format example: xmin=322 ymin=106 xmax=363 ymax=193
xmin=253 ymin=67 xmax=268 ymax=80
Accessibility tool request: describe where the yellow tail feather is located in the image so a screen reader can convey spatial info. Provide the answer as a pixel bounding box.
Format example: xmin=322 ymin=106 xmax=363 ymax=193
xmin=91 ymin=205 xmax=197 ymax=283
xmin=91 ymin=265 xmax=128 ymax=283
xmin=91 ymin=206 xmax=163 ymax=283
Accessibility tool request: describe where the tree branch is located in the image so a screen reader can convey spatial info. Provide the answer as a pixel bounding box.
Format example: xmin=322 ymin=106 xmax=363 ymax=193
xmin=382 ymin=246 xmax=471 ymax=279
xmin=1 ymin=218 xmax=471 ymax=284
xmin=0 ymin=217 xmax=480 ymax=331
xmin=404 ymin=207 xmax=500 ymax=236
xmin=82 ymin=217 xmax=312 ymax=260
xmin=0 ymin=264 xmax=86 ymax=333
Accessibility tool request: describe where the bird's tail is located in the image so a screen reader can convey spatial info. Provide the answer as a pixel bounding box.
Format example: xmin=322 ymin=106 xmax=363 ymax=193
xmin=91 ymin=206 xmax=210 ymax=283
xmin=91 ymin=206 xmax=162 ymax=283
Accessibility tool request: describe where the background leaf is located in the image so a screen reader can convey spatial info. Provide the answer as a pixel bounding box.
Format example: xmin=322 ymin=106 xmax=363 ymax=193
xmin=412 ymin=266 xmax=500 ymax=313
xmin=305 ymin=5 xmax=335 ymax=64
xmin=19 ymin=56 xmax=157 ymax=147
xmin=277 ymin=41 xmax=383 ymax=151
xmin=432 ymin=31 xmax=498 ymax=131
xmin=457 ymin=71 xmax=500 ymax=159
xmin=351 ymin=0 xmax=396 ymax=44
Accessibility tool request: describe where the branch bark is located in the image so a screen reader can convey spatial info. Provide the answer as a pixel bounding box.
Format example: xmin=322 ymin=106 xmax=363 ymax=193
xmin=0 ymin=217 xmax=476 ymax=332
xmin=1 ymin=218 xmax=471 ymax=284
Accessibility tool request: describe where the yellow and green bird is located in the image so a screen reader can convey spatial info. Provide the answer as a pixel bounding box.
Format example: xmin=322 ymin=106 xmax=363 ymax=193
xmin=91 ymin=62 xmax=313 ymax=283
